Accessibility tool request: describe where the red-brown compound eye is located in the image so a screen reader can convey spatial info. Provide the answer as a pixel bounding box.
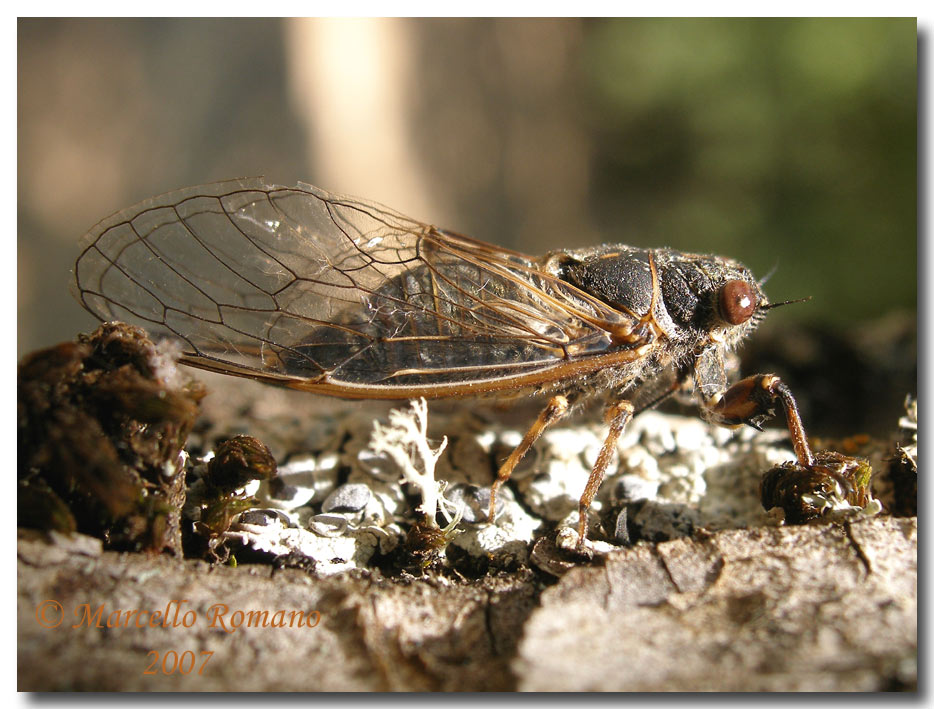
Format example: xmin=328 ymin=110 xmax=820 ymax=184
xmin=719 ymin=280 xmax=758 ymax=325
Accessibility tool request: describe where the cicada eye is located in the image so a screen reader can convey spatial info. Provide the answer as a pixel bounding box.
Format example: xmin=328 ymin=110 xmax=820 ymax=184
xmin=719 ymin=280 xmax=758 ymax=325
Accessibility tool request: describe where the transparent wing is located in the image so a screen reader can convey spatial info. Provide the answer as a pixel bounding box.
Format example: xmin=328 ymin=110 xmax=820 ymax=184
xmin=74 ymin=178 xmax=640 ymax=398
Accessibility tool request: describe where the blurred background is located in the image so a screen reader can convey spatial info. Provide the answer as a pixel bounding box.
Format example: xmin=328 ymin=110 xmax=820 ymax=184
xmin=18 ymin=19 xmax=916 ymax=386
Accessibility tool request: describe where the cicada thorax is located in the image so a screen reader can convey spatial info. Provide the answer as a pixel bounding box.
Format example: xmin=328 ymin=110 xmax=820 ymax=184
xmin=549 ymin=246 xmax=766 ymax=352
xmin=544 ymin=246 xmax=657 ymax=318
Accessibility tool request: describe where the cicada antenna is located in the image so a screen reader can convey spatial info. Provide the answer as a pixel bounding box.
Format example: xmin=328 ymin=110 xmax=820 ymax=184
xmin=760 ymin=295 xmax=812 ymax=311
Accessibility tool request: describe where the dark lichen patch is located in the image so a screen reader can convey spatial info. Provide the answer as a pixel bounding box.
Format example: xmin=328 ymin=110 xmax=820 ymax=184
xmin=185 ymin=435 xmax=278 ymax=561
xmin=402 ymin=515 xmax=461 ymax=571
xmin=760 ymin=450 xmax=877 ymax=525
xmin=206 ymin=435 xmax=278 ymax=492
xmin=188 ymin=494 xmax=259 ymax=562
xmin=17 ymin=323 xmax=205 ymax=553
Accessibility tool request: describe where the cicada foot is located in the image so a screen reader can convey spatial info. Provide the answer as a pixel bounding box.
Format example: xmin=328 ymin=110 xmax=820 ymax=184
xmin=705 ymin=374 xmax=813 ymax=468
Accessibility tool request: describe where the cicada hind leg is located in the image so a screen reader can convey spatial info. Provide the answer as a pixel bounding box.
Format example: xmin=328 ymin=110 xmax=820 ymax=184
xmin=488 ymin=395 xmax=570 ymax=522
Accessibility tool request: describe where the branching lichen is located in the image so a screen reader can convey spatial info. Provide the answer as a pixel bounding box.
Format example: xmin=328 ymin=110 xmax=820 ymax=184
xmin=369 ymin=398 xmax=463 ymax=535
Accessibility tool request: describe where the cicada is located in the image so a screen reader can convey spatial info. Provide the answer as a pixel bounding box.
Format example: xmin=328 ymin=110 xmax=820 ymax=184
xmin=74 ymin=178 xmax=815 ymax=547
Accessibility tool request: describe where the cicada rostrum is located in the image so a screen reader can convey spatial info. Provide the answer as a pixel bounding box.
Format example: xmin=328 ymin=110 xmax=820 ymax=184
xmin=74 ymin=178 xmax=817 ymax=547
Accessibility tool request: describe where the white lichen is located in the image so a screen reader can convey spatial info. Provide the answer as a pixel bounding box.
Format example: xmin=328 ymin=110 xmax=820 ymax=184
xmin=369 ymin=398 xmax=463 ymax=534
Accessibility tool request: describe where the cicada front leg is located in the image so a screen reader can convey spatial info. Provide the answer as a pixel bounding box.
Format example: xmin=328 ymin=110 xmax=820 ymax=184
xmin=704 ymin=373 xmax=813 ymax=468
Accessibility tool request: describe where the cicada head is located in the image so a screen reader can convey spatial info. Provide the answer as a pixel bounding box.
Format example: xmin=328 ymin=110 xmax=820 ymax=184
xmin=656 ymin=250 xmax=770 ymax=354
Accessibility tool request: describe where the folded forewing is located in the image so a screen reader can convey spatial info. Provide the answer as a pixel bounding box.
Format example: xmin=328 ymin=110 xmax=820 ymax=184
xmin=75 ymin=178 xmax=638 ymax=397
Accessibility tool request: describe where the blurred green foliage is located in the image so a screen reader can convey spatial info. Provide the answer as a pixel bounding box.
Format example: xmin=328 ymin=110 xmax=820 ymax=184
xmin=581 ymin=18 xmax=915 ymax=323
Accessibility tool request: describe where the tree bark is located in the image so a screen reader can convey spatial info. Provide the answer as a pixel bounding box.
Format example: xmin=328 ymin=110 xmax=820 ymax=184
xmin=18 ymin=514 xmax=915 ymax=691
